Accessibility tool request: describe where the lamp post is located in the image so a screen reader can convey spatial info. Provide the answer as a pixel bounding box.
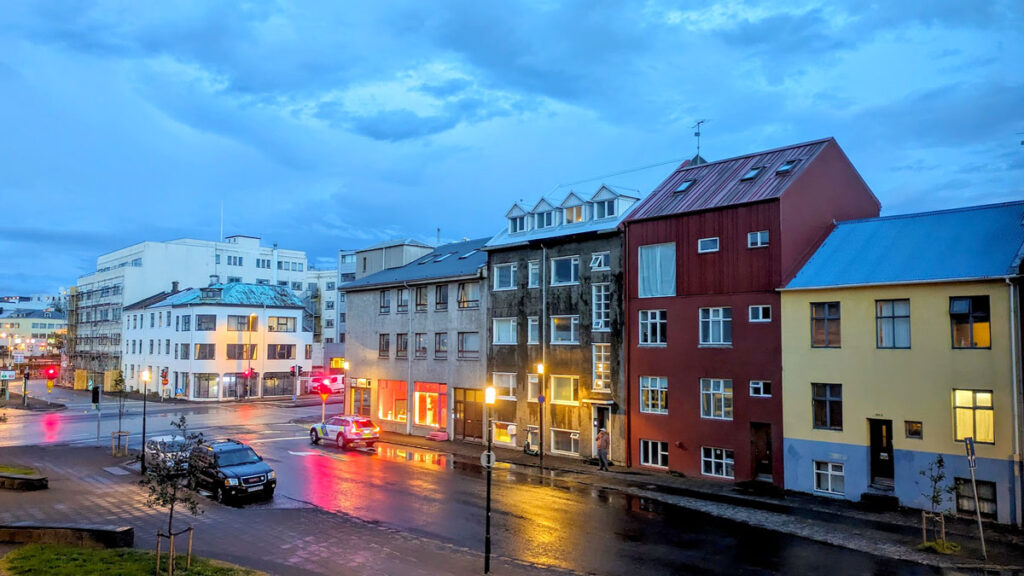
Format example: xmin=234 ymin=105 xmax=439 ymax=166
xmin=140 ymin=370 xmax=151 ymax=475
xmin=536 ymin=362 xmax=545 ymax=475
xmin=483 ymin=384 xmax=496 ymax=574
xmin=245 ymin=313 xmax=256 ymax=400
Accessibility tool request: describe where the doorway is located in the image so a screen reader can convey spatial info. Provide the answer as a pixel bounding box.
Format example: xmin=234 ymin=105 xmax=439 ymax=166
xmin=453 ymin=388 xmax=484 ymax=441
xmin=750 ymin=423 xmax=773 ymax=481
xmin=592 ymin=405 xmax=611 ymax=458
xmin=869 ymin=419 xmax=894 ymax=489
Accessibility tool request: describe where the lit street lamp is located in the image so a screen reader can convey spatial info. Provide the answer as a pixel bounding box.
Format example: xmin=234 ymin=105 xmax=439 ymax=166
xmin=483 ymin=384 xmax=496 ymax=574
xmin=536 ymin=362 xmax=545 ymax=475
xmin=140 ymin=370 xmax=151 ymax=475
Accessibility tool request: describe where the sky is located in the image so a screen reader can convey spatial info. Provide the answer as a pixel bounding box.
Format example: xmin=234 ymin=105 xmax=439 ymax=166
xmin=1 ymin=1 xmax=1022 ymax=296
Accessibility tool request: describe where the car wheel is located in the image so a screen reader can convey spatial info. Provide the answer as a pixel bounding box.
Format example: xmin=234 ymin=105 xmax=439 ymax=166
xmin=265 ymin=489 xmax=275 ymax=500
xmin=337 ymin=433 xmax=348 ymax=450
xmin=310 ymin=429 xmax=319 ymax=444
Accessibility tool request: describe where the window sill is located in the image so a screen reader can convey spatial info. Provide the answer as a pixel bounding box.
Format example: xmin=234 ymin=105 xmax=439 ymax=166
xmin=639 ymin=410 xmax=669 ymax=416
xmin=497 ymin=396 xmax=517 ymax=402
xmin=592 ymin=328 xmax=611 ymax=333
xmin=701 ymin=416 xmax=734 ymax=421
xmin=550 ymin=282 xmax=580 ymax=287
xmin=810 ymin=346 xmax=841 ymax=349
xmin=750 ymin=394 xmax=772 ymax=399
xmin=698 ymin=344 xmax=733 ymax=349
xmin=550 ymin=400 xmax=579 ymax=407
xmin=812 ymin=427 xmax=844 ymax=432
xmin=551 ymin=341 xmax=580 ymax=346
xmin=492 ymin=287 xmax=516 ymax=292
xmin=638 ymin=343 xmax=667 ymax=348
xmin=492 ymin=342 xmax=517 ymax=346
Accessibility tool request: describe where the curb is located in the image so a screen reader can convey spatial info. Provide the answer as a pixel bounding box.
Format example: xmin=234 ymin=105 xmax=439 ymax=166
xmin=0 ymin=474 xmax=48 ymax=491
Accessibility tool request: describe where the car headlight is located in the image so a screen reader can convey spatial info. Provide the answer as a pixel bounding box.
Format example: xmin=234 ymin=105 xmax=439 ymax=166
xmin=268 ymin=471 xmax=276 ymax=479
xmin=224 ymin=478 xmax=239 ymax=486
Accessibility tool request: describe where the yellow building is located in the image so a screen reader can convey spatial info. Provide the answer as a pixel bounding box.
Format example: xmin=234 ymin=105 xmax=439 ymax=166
xmin=782 ymin=202 xmax=1023 ymax=525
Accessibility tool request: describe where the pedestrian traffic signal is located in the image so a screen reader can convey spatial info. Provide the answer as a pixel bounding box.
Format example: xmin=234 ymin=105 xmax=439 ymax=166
xmin=290 ymin=366 xmax=297 ymax=376
xmin=91 ymin=386 xmax=100 ymax=404
xmin=44 ymin=366 xmax=58 ymax=380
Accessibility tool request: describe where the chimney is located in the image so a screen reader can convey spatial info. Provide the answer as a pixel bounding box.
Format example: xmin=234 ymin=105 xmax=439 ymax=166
xmin=172 ymin=281 xmax=179 ymax=292
xmin=209 ymin=274 xmax=220 ymax=286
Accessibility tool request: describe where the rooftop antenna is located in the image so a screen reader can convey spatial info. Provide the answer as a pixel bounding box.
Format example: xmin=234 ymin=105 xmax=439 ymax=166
xmin=693 ymin=119 xmax=706 ymax=159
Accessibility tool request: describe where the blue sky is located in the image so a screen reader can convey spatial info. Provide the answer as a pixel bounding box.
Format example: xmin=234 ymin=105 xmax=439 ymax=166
xmin=2 ymin=1 xmax=1022 ymax=295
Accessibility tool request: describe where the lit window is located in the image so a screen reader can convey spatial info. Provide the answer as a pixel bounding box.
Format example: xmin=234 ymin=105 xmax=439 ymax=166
xmin=551 ymin=316 xmax=580 ymax=344
xmin=493 ymin=372 xmax=516 ymax=398
xmin=550 ymin=375 xmax=579 ymax=404
xmin=953 ymin=389 xmax=994 ymax=443
xmin=592 ymin=343 xmax=611 ymax=391
xmin=950 ymin=296 xmax=990 ymax=348
xmin=640 ymin=376 xmax=667 ymax=414
xmin=564 ymin=205 xmax=584 ymax=223
xmin=905 ymin=420 xmax=923 ymax=439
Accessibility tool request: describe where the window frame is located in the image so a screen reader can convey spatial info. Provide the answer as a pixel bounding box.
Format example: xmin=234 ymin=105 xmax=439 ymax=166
xmin=699 ymin=307 xmax=732 ymax=346
xmin=492 ymin=318 xmax=518 ymax=345
xmin=457 ymin=282 xmax=480 ymax=309
xmin=749 ymin=380 xmax=772 ymax=398
xmin=527 ymin=317 xmax=539 ymax=345
xmin=639 ymin=376 xmax=668 ymax=414
xmin=590 ymin=252 xmax=610 ymax=270
xmin=378 ymin=334 xmax=390 ymax=358
xmin=415 ymin=287 xmax=428 ymax=312
xmin=748 ymin=305 xmax=771 ymax=323
xmin=592 ymin=283 xmax=611 ymax=331
xmin=747 ymin=230 xmax=769 ymax=248
xmin=457 ymin=331 xmax=480 ymax=359
xmin=811 ymin=302 xmax=841 ymax=348
xmin=550 ymin=315 xmax=580 ymax=345
xmin=639 ymin=439 xmax=669 ymax=468
xmin=697 ymin=237 xmax=720 ymax=253
xmin=493 ymin=372 xmax=517 ymax=400
xmin=812 ymin=383 xmax=843 ymax=431
xmin=953 ymin=389 xmax=994 ymax=444
xmin=550 ymin=256 xmax=580 ymax=286
xmin=549 ymin=375 xmax=580 ymax=405
xmin=527 ymin=260 xmax=540 ymax=288
xmin=379 ymin=290 xmax=391 ymax=314
xmin=637 ymin=243 xmax=676 ymax=298
xmin=814 ymin=461 xmax=845 ymax=495
xmin=435 ymin=285 xmax=449 ymax=311
xmin=876 ymin=299 xmax=911 ymax=349
xmin=701 ymin=446 xmax=735 ymax=479
xmin=950 ymin=296 xmax=991 ymax=349
xmin=434 ymin=332 xmax=448 ymax=359
xmin=639 ymin=309 xmax=667 ymax=346
xmin=493 ymin=263 xmax=518 ymax=291
xmin=592 ymin=343 xmax=611 ymax=391
xmin=700 ymin=378 xmax=733 ymax=420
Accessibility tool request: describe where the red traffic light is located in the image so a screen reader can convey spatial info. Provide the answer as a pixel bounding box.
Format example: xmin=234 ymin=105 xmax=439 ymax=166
xmin=44 ymin=366 xmax=59 ymax=379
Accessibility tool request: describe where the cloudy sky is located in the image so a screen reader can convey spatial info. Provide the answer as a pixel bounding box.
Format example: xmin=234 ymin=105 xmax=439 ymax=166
xmin=2 ymin=1 xmax=1022 ymax=295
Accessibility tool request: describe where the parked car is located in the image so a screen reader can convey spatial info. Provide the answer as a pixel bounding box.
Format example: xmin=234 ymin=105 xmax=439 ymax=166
xmin=189 ymin=439 xmax=276 ymax=503
xmin=310 ymin=415 xmax=380 ymax=450
xmin=144 ymin=434 xmax=190 ymax=470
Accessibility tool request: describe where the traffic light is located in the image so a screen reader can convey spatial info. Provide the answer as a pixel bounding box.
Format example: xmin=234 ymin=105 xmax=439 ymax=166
xmin=160 ymin=368 xmax=169 ymax=386
xmin=290 ymin=366 xmax=297 ymax=376
xmin=91 ymin=386 xmax=100 ymax=404
xmin=44 ymin=366 xmax=59 ymax=380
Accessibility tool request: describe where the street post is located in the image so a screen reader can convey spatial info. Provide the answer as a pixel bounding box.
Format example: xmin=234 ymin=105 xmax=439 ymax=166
xmin=536 ymin=363 xmax=545 ymax=476
xmin=964 ymin=437 xmax=987 ymax=560
xmin=483 ymin=384 xmax=496 ymax=574
xmin=140 ymin=370 xmax=151 ymax=475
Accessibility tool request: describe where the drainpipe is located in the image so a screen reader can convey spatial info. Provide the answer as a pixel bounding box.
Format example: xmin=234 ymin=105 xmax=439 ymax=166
xmin=404 ymin=281 xmax=413 ymax=436
xmin=1007 ymin=276 xmax=1022 ymax=527
xmin=622 ymin=224 xmax=632 ymax=468
xmin=540 ymin=244 xmax=547 ymax=470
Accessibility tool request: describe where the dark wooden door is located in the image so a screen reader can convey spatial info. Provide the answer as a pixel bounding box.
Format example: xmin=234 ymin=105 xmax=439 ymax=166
xmin=869 ymin=419 xmax=894 ymax=487
xmin=750 ymin=422 xmax=773 ymax=480
xmin=454 ymin=388 xmax=483 ymax=441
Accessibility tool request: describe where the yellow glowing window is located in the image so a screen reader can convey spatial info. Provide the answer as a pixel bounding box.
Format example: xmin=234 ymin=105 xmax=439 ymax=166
xmin=950 ymin=296 xmax=991 ymax=348
xmin=953 ymin=389 xmax=994 ymax=444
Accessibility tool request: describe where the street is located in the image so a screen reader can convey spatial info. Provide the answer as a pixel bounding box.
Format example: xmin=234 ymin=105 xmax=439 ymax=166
xmin=0 ymin=384 xmax=952 ymax=575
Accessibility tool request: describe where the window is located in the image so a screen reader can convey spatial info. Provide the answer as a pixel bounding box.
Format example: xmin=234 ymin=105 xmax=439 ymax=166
xmin=149 ymin=339 xmax=154 ymax=354
xmin=673 ymin=179 xmax=695 ymax=194
xmin=813 ymin=383 xmax=843 ymax=430
xmin=291 ymin=281 xmax=303 ymax=291
xmin=509 ymin=215 xmax=527 ymax=233
xmin=749 ymin=305 xmax=771 ymax=323
xmin=379 ymin=334 xmax=390 ymax=358
xmin=740 ymin=166 xmax=764 ymax=181
xmin=640 ymin=440 xmax=669 ymax=468
xmin=457 ymin=283 xmax=480 ymax=309
xmin=698 ymin=237 xmax=719 ymax=253
xmin=749 ymin=380 xmax=772 ymax=398
xmin=396 ymin=334 xmax=408 ymax=358
xmin=379 ymin=290 xmax=391 ymax=314
xmin=178 ymin=343 xmax=190 ymax=359
xmin=776 ymin=159 xmax=800 ymax=174
xmin=150 ymin=313 xmax=155 ymax=328
xmin=325 ymin=300 xmax=335 ymax=310
xmin=594 ymin=199 xmax=616 ymax=219
xmin=194 ymin=344 xmax=215 ymax=360
xmin=164 ymin=339 xmax=170 ymax=354
xmin=551 ymin=428 xmax=580 ymax=455
xmin=640 ymin=376 xmax=668 ymax=414
xmin=950 ymin=296 xmax=990 ymax=348
xmin=396 ymin=288 xmax=409 ymax=313
xmin=748 ymin=230 xmax=769 ymax=248
xmin=551 ymin=316 xmax=580 ymax=344
xmin=873 ymin=299 xmax=911 ymax=348
xmin=326 ymin=282 xmax=336 ymax=291
xmin=267 ymin=344 xmax=295 ymax=360
xmin=700 ymin=379 xmax=733 ymax=420
xmin=415 ymin=287 xmax=428 ymax=312
xmin=593 ymin=343 xmax=611 ymax=391
xmin=493 ymin=318 xmax=517 ymax=345
xmin=535 ymin=210 xmax=554 ymax=229
xmin=527 ymin=317 xmax=539 ymax=344
xmin=434 ymin=332 xmax=448 ymax=359
xmin=565 ymin=205 xmax=584 ymax=223
xmin=592 ymin=284 xmax=611 ymax=330
xmin=435 ymin=285 xmax=448 ymax=311
xmin=227 ymin=344 xmax=256 ymax=360
xmin=227 ymin=315 xmax=257 ymax=331
xmin=814 ymin=461 xmax=845 ymax=494
xmin=590 ymin=252 xmax=610 ymax=270
xmin=493 ymin=263 xmax=517 ymax=291
xmin=639 ymin=310 xmax=667 ymax=345
xmin=457 ymin=332 xmax=480 ymax=359
xmin=699 ymin=307 xmax=732 ymax=345
xmin=412 ymin=333 xmax=427 ymax=359
xmin=638 ymin=243 xmax=675 ymax=298
xmin=494 ymin=373 xmax=516 ymax=398
xmin=227 ymin=276 xmax=242 ymax=283
xmin=811 ymin=302 xmax=841 ymax=347
xmin=268 ymin=316 xmax=296 ymax=332
xmin=905 ymin=420 xmax=923 ymax=439
xmin=527 ymin=374 xmax=540 ymax=401
xmin=955 ymin=478 xmax=997 ymax=520
xmin=551 ymin=256 xmax=580 ymax=285
xmin=527 ymin=260 xmax=540 ymax=288
xmin=551 ymin=375 xmax=579 ymax=404
xmin=701 ymin=447 xmax=734 ymax=478
xmin=953 ymin=389 xmax=994 ymax=443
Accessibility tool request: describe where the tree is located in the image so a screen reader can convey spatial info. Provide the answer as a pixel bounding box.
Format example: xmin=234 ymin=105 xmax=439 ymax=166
xmin=918 ymin=455 xmax=959 ymax=554
xmin=112 ymin=371 xmax=128 ymax=433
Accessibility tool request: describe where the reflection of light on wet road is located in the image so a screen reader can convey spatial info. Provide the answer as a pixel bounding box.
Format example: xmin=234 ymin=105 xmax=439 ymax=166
xmin=375 ymin=444 xmax=449 ymax=469
xmin=42 ymin=413 xmax=60 ymax=443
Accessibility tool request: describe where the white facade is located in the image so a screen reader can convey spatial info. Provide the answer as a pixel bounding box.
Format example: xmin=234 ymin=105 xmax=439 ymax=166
xmin=303 ymin=268 xmax=338 ymax=366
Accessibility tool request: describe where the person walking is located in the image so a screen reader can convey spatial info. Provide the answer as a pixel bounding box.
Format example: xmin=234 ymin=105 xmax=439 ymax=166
xmin=596 ymin=428 xmax=610 ymax=471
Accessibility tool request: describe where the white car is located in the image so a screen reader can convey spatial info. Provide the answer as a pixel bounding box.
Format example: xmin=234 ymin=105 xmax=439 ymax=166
xmin=144 ymin=434 xmax=190 ymax=469
xmin=310 ymin=415 xmax=379 ymax=450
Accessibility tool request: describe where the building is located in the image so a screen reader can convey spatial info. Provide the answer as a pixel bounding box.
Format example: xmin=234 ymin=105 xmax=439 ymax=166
xmin=622 ymin=138 xmax=880 ymax=485
xmin=0 ymin=308 xmax=67 ymax=359
xmin=482 ymin=185 xmax=639 ymax=463
xmin=69 ymin=235 xmax=309 ymax=386
xmin=303 ymin=267 xmax=338 ymax=370
xmin=322 ymin=249 xmax=357 ymax=375
xmin=344 ymin=238 xmax=487 ymax=438
xmin=781 ymin=202 xmax=1024 ymax=525
xmin=122 ymin=281 xmax=312 ymax=401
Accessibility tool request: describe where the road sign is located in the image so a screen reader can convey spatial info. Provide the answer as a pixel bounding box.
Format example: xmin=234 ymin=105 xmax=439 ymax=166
xmin=87 ymin=379 xmax=94 ymax=390
xmin=965 ymin=437 xmax=976 ymax=469
xmin=538 ymin=394 xmax=545 ymax=404
xmin=0 ymin=371 xmax=14 ymax=381
xmin=13 ymin=353 xmax=24 ymax=364
xmin=480 ymin=451 xmax=496 ymax=468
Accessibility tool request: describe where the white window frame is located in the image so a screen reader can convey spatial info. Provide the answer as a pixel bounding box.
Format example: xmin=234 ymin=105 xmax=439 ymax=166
xmin=527 ymin=260 xmax=540 ymax=288
xmin=699 ymin=307 xmax=732 ymax=345
xmin=509 ymin=216 xmax=527 ymax=234
xmin=493 ymin=372 xmax=517 ymax=400
xmin=527 ymin=374 xmax=540 ymax=402
xmin=492 ymin=318 xmax=517 ymax=345
xmin=550 ymin=375 xmax=579 ymax=405
xmin=550 ymin=256 xmax=580 ymax=286
xmin=748 ymin=230 xmax=769 ymax=248
xmin=639 ymin=309 xmax=667 ymax=346
xmin=639 ymin=439 xmax=669 ymax=468
xmin=493 ymin=263 xmax=517 ymax=291
xmin=550 ymin=427 xmax=580 ymax=455
xmin=527 ymin=317 xmax=539 ymax=344
xmin=639 ymin=376 xmax=668 ymax=414
xmin=536 ymin=210 xmax=554 ymax=229
xmin=814 ymin=461 xmax=845 ymax=494
xmin=698 ymin=237 xmax=720 ymax=253
xmin=700 ymin=378 xmax=733 ymax=420
xmin=592 ymin=283 xmax=611 ymax=331
xmin=551 ymin=315 xmax=580 ymax=344
xmin=701 ymin=446 xmax=735 ymax=479
xmin=594 ymin=199 xmax=616 ymax=219
xmin=564 ymin=205 xmax=584 ymax=223
xmin=749 ymin=305 xmax=771 ymax=323
xmin=592 ymin=343 xmax=611 ymax=391
xmin=749 ymin=380 xmax=772 ymax=398
xmin=590 ymin=251 xmax=610 ymax=270
xmin=638 ymin=243 xmax=676 ymax=298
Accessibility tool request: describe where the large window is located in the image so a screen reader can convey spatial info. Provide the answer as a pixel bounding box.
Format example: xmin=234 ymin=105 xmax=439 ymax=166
xmin=528 ymin=260 xmax=540 ymax=288
xmin=267 ymin=344 xmax=295 ymax=360
xmin=196 ymin=314 xmax=217 ymax=331
xmin=396 ymin=334 xmax=408 ymax=358
xmin=379 ymin=334 xmax=390 ymax=358
xmin=551 ymin=428 xmax=579 ymax=455
xmin=551 ymin=256 xmax=580 ymax=286
xmin=953 ymin=389 xmax=994 ymax=443
xmin=414 ymin=382 xmax=447 ymax=428
xmin=638 ymin=243 xmax=675 ymax=298
xmin=434 ymin=332 xmax=447 ymax=359
xmin=415 ymin=287 xmax=428 ymax=312
xmin=593 ymin=284 xmax=611 ymax=330
xmin=550 ymin=375 xmax=579 ymax=404
xmin=457 ymin=283 xmax=480 ymax=309
xmin=876 ymin=299 xmax=910 ymax=348
xmin=458 ymin=332 xmax=480 ymax=359
xmin=811 ymin=302 xmax=841 ymax=348
xmin=592 ymin=343 xmax=611 ymax=391
xmin=640 ymin=376 xmax=668 ymax=414
xmin=955 ymin=478 xmax=997 ymax=520
xmin=812 ymin=383 xmax=843 ymax=430
xmin=493 ymin=318 xmax=517 ymax=345
xmin=814 ymin=461 xmax=845 ymax=494
xmin=950 ymin=296 xmax=991 ymax=348
xmin=700 ymin=378 xmax=733 ymax=420
xmin=226 ymin=344 xmax=256 ymax=360
xmin=527 ymin=374 xmax=540 ymax=401
xmin=639 ymin=310 xmax=667 ymax=345
xmin=435 ymin=285 xmax=449 ymax=311
xmin=493 ymin=263 xmax=517 ymax=291
xmin=701 ymin=447 xmax=734 ymax=479
xmin=227 ymin=315 xmax=257 ymax=331
xmin=551 ymin=315 xmax=580 ymax=344
xmin=640 ymin=440 xmax=668 ymax=468
xmin=194 ymin=344 xmax=215 ymax=360
xmin=378 ymin=379 xmax=407 ymax=422
xmin=192 ymin=373 xmax=219 ymax=399
xmin=396 ymin=288 xmax=409 ymax=313
xmin=699 ymin=307 xmax=732 ymax=345
xmin=494 ymin=372 xmax=516 ymax=399
xmin=379 ymin=290 xmax=391 ymax=314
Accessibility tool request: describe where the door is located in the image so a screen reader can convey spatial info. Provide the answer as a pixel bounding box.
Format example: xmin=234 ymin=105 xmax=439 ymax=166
xmin=750 ymin=423 xmax=773 ymax=480
xmin=869 ymin=419 xmax=894 ymax=488
xmin=453 ymin=388 xmax=483 ymax=441
xmin=592 ymin=405 xmax=610 ymax=458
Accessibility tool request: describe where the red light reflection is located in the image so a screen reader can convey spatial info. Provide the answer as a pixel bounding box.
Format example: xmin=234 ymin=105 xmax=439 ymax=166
xmin=41 ymin=413 xmax=61 ymax=443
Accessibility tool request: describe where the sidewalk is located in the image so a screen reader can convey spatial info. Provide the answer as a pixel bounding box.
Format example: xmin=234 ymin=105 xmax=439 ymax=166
xmin=375 ymin=429 xmax=1024 ymax=573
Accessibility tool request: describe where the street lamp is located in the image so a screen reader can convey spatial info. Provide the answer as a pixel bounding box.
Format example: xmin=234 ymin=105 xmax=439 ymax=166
xmin=244 ymin=313 xmax=257 ymax=400
xmin=536 ymin=362 xmax=545 ymax=475
xmin=483 ymin=384 xmax=496 ymax=574
xmin=140 ymin=369 xmax=151 ymax=475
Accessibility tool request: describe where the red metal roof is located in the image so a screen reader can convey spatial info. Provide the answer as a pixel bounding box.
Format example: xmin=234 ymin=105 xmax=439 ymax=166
xmin=625 ymin=137 xmax=833 ymax=222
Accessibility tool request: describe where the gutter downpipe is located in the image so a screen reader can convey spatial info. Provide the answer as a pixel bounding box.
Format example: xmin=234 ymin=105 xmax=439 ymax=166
xmin=541 ymin=244 xmax=548 ymax=474
xmin=1007 ymin=276 xmax=1022 ymax=528
xmin=622 ymin=223 xmax=632 ymax=469
xmin=404 ymin=281 xmax=413 ymax=436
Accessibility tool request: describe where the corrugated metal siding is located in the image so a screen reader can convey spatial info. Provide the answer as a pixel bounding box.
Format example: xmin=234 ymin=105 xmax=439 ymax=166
xmin=627 ymin=138 xmax=831 ymax=221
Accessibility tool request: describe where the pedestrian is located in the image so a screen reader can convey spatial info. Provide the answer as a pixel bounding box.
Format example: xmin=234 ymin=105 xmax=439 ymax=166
xmin=596 ymin=428 xmax=610 ymax=471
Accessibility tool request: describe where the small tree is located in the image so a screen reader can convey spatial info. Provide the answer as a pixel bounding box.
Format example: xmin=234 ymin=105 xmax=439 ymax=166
xmin=113 ymin=371 xmax=128 ymax=432
xmin=919 ymin=455 xmax=959 ymax=554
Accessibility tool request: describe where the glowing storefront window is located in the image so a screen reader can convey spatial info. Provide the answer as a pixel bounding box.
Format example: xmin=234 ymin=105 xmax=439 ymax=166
xmin=378 ymin=379 xmax=408 ymax=422
xmin=414 ymin=382 xmax=448 ymax=428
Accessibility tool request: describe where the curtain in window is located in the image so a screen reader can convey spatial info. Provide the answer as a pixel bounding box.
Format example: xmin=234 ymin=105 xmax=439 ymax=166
xmin=638 ymin=243 xmax=675 ymax=298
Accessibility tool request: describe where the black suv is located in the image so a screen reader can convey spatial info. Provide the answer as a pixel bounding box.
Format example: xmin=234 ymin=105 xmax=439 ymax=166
xmin=189 ymin=439 xmax=276 ymax=503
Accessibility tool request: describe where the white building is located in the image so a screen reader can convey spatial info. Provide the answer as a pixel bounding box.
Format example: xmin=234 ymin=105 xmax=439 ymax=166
xmin=121 ymin=282 xmax=312 ymax=401
xmin=70 ymin=235 xmax=309 ymax=381
xmin=303 ymin=267 xmax=338 ymax=368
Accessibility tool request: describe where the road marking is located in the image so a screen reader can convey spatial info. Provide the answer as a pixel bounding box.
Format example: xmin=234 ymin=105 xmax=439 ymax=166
xmin=287 ymin=451 xmax=320 ymax=456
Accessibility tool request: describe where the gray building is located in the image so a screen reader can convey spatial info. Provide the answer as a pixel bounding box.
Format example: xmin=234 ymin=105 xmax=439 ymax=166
xmin=343 ymin=238 xmax=489 ymax=439
xmin=482 ymin=185 xmax=638 ymax=464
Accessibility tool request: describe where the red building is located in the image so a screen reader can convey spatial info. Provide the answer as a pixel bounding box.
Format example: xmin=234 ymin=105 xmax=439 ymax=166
xmin=622 ymin=138 xmax=879 ymax=486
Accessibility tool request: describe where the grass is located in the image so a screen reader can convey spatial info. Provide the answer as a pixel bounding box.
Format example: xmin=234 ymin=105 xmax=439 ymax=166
xmin=0 ymin=544 xmax=267 ymax=575
xmin=0 ymin=465 xmax=35 ymax=476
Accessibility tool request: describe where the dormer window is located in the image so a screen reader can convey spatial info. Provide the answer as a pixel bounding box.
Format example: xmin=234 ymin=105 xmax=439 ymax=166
xmin=564 ymin=206 xmax=584 ymax=224
xmin=674 ymin=179 xmax=696 ymax=193
xmin=536 ymin=211 xmax=554 ymax=229
xmin=509 ymin=216 xmax=527 ymax=234
xmin=776 ymin=159 xmax=800 ymax=174
xmin=594 ymin=200 xmax=616 ymax=219
xmin=741 ymin=166 xmax=765 ymax=181
xmin=200 ymin=288 xmax=221 ymax=299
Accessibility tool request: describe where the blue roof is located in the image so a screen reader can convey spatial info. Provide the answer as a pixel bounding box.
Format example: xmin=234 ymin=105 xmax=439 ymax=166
xmin=342 ymin=237 xmax=489 ymax=291
xmin=139 ymin=283 xmax=304 ymax=308
xmin=786 ymin=201 xmax=1024 ymax=289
